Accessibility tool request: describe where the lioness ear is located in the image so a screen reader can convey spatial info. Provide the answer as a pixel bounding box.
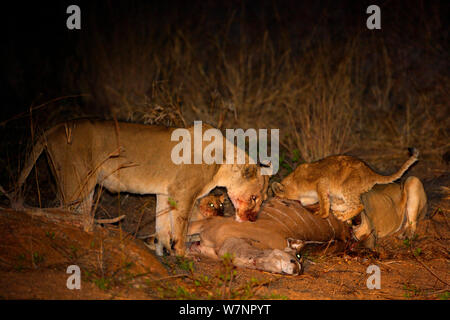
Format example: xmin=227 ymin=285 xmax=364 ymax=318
xmin=272 ymin=182 xmax=285 ymax=195
xmin=242 ymin=165 xmax=257 ymax=179
xmin=219 ymin=194 xmax=225 ymax=203
xmin=258 ymin=160 xmax=271 ymax=168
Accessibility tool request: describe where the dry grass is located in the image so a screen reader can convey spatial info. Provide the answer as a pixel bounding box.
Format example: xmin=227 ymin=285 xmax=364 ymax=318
xmin=60 ymin=4 xmax=447 ymax=174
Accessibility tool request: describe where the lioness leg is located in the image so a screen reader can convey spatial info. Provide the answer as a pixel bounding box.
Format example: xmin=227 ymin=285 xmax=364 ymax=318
xmin=154 ymin=192 xmax=195 ymax=256
xmin=155 ymin=194 xmax=173 ymax=256
xmin=316 ymin=181 xmax=331 ymax=218
xmin=54 ymin=161 xmax=98 ymax=232
xmin=170 ymin=194 xmax=198 ymax=256
xmin=402 ymin=176 xmax=428 ymax=238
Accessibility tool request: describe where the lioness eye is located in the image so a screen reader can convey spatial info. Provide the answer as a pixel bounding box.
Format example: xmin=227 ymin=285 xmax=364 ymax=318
xmin=209 ymin=203 xmax=214 ymax=207
xmin=296 ymin=253 xmax=302 ymax=260
xmin=219 ymin=203 xmax=223 ymax=208
xmin=251 ymin=195 xmax=257 ymax=201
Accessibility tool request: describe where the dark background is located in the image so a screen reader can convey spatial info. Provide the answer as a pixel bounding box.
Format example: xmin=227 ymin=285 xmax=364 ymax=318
xmin=2 ymin=1 xmax=447 ymax=117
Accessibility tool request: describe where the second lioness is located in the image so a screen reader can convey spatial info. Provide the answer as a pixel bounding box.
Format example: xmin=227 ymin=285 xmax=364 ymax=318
xmin=16 ymin=120 xmax=269 ymax=256
xmin=354 ymin=176 xmax=427 ymax=248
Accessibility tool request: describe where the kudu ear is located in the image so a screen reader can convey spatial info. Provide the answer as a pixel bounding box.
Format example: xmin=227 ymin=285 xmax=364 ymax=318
xmin=286 ymin=238 xmax=306 ymax=251
xmin=271 ymin=182 xmax=285 ymax=195
xmin=287 ymin=238 xmax=306 ymax=263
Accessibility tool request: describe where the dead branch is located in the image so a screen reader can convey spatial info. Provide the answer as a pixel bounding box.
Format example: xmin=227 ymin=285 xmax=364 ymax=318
xmin=0 ymin=185 xmax=13 ymax=204
xmin=0 ymin=94 xmax=89 ymax=127
xmin=11 ymin=207 xmax=85 ymax=228
xmin=4 ymin=206 xmax=126 ymax=229
xmin=95 ymin=215 xmax=126 ymax=224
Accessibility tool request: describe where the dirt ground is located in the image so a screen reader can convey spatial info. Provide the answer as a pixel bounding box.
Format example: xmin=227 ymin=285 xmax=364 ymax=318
xmin=0 ymin=157 xmax=448 ymax=300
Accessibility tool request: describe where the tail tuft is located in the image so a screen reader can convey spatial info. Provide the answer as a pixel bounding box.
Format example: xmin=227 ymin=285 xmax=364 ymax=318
xmin=408 ymin=147 xmax=419 ymax=159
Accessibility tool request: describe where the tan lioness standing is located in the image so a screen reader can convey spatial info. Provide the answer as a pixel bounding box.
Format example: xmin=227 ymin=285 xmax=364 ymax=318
xmin=272 ymin=149 xmax=419 ymax=222
xmin=16 ymin=120 xmax=269 ymax=256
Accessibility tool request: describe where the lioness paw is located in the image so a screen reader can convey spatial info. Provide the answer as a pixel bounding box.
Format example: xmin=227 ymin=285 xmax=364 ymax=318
xmin=318 ymin=209 xmax=329 ymax=219
xmin=172 ymin=238 xmax=186 ymax=256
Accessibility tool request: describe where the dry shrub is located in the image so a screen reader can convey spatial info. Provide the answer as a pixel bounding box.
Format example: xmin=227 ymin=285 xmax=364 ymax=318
xmin=358 ymin=36 xmax=449 ymax=162
xmin=69 ymin=18 xmax=299 ymax=130
xmin=69 ymin=22 xmax=362 ymax=163
xmin=65 ymin=4 xmax=448 ymax=175
xmin=363 ymin=89 xmax=450 ymax=159
xmin=281 ymin=38 xmax=364 ymax=163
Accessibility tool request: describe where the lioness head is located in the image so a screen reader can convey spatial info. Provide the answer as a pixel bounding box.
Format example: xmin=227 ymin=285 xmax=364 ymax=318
xmin=221 ymin=163 xmax=269 ymax=222
xmin=198 ymin=194 xmax=225 ymax=218
xmin=271 ymin=176 xmax=299 ymax=200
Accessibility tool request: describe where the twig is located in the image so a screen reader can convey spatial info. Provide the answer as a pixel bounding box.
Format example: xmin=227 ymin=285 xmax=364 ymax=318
xmin=133 ymin=199 xmax=152 ymax=239
xmin=0 ymin=185 xmax=13 ymax=203
xmin=146 ymin=274 xmax=189 ymax=282
xmin=7 ymin=207 xmax=85 ymax=228
xmin=73 ymin=147 xmax=136 ymax=201
xmin=410 ymin=246 xmax=449 ymax=287
xmin=423 ymin=288 xmax=450 ymax=296
xmin=95 ymin=215 xmax=126 ymax=224
xmin=0 ymin=94 xmax=90 ymax=127
xmin=320 ymin=239 xmax=335 ymax=256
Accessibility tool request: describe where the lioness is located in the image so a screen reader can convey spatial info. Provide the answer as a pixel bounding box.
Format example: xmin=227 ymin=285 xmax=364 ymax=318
xmin=16 ymin=120 xmax=269 ymax=255
xmin=354 ymin=176 xmax=427 ymax=248
xmin=272 ymin=149 xmax=418 ymax=222
xmin=185 ymin=176 xmax=427 ymax=273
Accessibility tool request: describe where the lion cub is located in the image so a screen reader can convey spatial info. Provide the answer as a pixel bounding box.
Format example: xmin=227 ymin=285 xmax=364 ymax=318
xmin=272 ymin=148 xmax=419 ymax=222
xmin=190 ymin=194 xmax=225 ymax=221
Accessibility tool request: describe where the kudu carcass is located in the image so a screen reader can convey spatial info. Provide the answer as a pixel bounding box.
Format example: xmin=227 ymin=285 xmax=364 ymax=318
xmin=186 ymin=197 xmax=351 ymax=275
xmin=184 ymin=176 xmax=427 ymax=274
